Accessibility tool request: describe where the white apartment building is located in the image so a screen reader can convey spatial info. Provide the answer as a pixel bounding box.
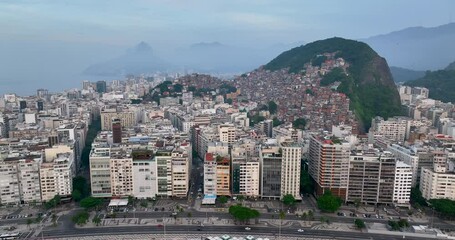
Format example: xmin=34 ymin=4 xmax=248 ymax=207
xmin=40 ymin=152 xmax=75 ymax=201
xmin=0 ymin=161 xmax=20 ymax=204
xmin=388 ymin=144 xmax=419 ymax=187
xmin=370 ymin=116 xmax=410 ymax=142
xmin=281 ymin=143 xmax=302 ymax=200
xmin=90 ymin=144 xmax=112 ymax=198
xmin=203 ymin=153 xmax=217 ymax=204
xmin=101 ymin=109 xmax=136 ymax=130
xmin=420 ymin=166 xmax=455 ymax=201
xmin=171 ymin=150 xmax=190 ymax=198
xmin=155 ymin=151 xmax=172 ymax=197
xmin=110 ymin=148 xmax=133 ymax=197
xmin=393 ymin=161 xmax=413 ymax=207
xmin=132 ymin=151 xmax=157 ymax=199
xmin=239 ymin=161 xmax=260 ymax=197
xmin=17 ymin=159 xmax=42 ymax=203
xmin=218 ymin=124 xmax=236 ymax=145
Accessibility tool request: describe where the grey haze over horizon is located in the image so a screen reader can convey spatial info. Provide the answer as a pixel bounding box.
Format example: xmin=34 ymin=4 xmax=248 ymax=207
xmin=1 ymin=0 xmax=455 ymax=96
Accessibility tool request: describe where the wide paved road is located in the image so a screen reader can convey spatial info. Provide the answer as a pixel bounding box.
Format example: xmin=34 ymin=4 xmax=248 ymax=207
xmin=42 ymin=224 xmax=433 ymax=240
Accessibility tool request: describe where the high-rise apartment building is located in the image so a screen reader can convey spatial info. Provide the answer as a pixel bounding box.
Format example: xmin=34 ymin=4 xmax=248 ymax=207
xmin=260 ymin=145 xmax=282 ymax=199
xmin=281 ymin=143 xmax=302 ymax=200
xmin=309 ymin=135 xmax=350 ymax=199
xmin=96 ymin=81 xmax=107 ymax=93
xmin=218 ymin=124 xmax=236 ymax=145
xmin=370 ymin=116 xmax=410 ymax=142
xmin=40 ymin=152 xmax=75 ymax=201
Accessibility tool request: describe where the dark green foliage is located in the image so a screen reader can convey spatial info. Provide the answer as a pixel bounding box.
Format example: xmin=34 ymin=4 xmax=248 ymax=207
xmin=229 ymin=205 xmax=260 ymax=223
xmin=300 ymin=163 xmax=314 ymax=194
xmin=428 ymin=199 xmax=455 ymax=218
xmin=218 ymin=196 xmax=229 ymax=205
xmin=130 ymin=99 xmax=142 ymax=104
xmin=398 ymin=219 xmax=410 ymax=228
xmin=410 ymin=186 xmax=427 ymax=207
xmin=73 ymin=176 xmax=89 ymax=201
xmin=265 ymin=37 xmax=401 ymax=131
xmin=305 ymin=88 xmax=314 ymax=96
xmin=92 ymin=216 xmax=102 ymax=226
xmin=354 ymin=219 xmax=365 ymax=229
xmin=219 ymin=83 xmax=237 ymax=94
xmin=282 ymin=194 xmax=296 ymax=206
xmin=80 ymin=197 xmax=103 ymax=211
xmin=272 ymin=117 xmax=282 ymax=127
xmin=248 ymin=113 xmax=266 ymax=126
xmin=225 ymin=98 xmax=233 ymax=104
xmin=268 ymin=101 xmax=278 ymax=114
xmin=406 ymin=69 xmax=455 ymax=103
xmin=173 ymin=84 xmax=183 ymax=92
xmin=81 ymin=118 xmax=101 ymax=168
xmin=320 ymin=67 xmax=349 ymax=86
xmin=72 ymin=211 xmax=89 ymax=226
xmin=45 ymin=195 xmax=61 ymax=209
xmin=312 ymin=55 xmax=327 ymax=67
xmin=388 ymin=220 xmax=400 ymax=231
xmin=188 ymin=86 xmax=196 ymax=92
xmin=317 ymin=191 xmax=342 ymax=213
xmin=292 ymin=118 xmax=306 ymax=130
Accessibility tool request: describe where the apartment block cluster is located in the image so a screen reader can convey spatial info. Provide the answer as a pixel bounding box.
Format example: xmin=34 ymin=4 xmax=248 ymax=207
xmin=163 ymin=95 xmax=305 ymax=204
xmin=0 ymin=75 xmax=169 ymax=205
xmin=0 ymin=89 xmax=93 ymax=205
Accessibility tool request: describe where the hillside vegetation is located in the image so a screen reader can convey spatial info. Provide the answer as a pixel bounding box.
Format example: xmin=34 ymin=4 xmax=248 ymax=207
xmin=406 ymin=69 xmax=455 ymax=103
xmin=265 ymin=37 xmax=402 ymax=131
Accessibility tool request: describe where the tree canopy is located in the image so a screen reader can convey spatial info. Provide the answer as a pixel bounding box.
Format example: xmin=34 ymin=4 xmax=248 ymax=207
xmin=354 ymin=219 xmax=365 ymax=229
xmin=429 ymin=198 xmax=455 ymax=219
xmin=282 ymin=194 xmax=296 ymax=206
xmin=229 ymin=205 xmax=260 ymax=223
xmin=293 ymin=118 xmax=307 ymax=130
xmin=80 ymin=197 xmax=103 ymax=211
xmin=268 ymin=101 xmax=278 ymax=114
xmin=317 ymin=191 xmax=342 ymax=213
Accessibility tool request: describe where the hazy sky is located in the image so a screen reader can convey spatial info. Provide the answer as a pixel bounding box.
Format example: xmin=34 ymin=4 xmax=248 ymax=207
xmin=2 ymin=0 xmax=454 ymax=48
xmin=1 ymin=0 xmax=455 ymax=95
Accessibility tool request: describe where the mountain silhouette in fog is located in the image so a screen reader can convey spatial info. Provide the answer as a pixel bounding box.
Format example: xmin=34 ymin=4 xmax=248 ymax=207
xmin=363 ymin=22 xmax=455 ymax=71
xmin=84 ymin=42 xmax=172 ymax=76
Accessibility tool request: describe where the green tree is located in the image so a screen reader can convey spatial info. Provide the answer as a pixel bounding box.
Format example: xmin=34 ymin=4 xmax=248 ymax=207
xmin=225 ymin=98 xmax=233 ymax=104
xmin=72 ymin=211 xmax=90 ymax=226
xmin=272 ymin=117 xmax=282 ymax=127
xmin=45 ymin=195 xmax=61 ymax=209
xmin=354 ymin=198 xmax=361 ymax=212
xmin=300 ymin=163 xmax=314 ymax=194
xmin=228 ymin=205 xmax=260 ymax=224
xmin=72 ymin=189 xmax=82 ymax=202
xmin=173 ymin=84 xmax=183 ymax=92
xmin=308 ymin=210 xmax=314 ymax=220
xmin=388 ymin=220 xmax=400 ymax=231
xmin=428 ymin=198 xmax=455 ymax=219
xmin=140 ymin=201 xmax=148 ymax=208
xmin=317 ymin=191 xmax=342 ymax=213
xmin=73 ymin=175 xmax=89 ymax=199
xmin=26 ymin=218 xmax=33 ymax=229
xmin=282 ymin=194 xmax=296 ymax=207
xmin=128 ymin=195 xmax=135 ymax=206
xmin=92 ymin=216 xmax=102 ymax=226
xmin=80 ymin=197 xmax=103 ymax=211
xmin=218 ymin=196 xmax=229 ymax=205
xmin=268 ymin=101 xmax=278 ymax=114
xmin=354 ymin=219 xmax=365 ymax=229
xmin=410 ymin=186 xmax=428 ymax=207
xmin=292 ymin=118 xmax=307 ymax=130
xmin=398 ymin=219 xmax=410 ymax=228
xmin=236 ymin=195 xmax=245 ymax=202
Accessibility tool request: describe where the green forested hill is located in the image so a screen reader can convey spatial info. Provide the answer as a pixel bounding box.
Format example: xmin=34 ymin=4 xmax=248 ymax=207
xmin=264 ymin=37 xmax=402 ymax=131
xmin=406 ymin=69 xmax=455 ymax=103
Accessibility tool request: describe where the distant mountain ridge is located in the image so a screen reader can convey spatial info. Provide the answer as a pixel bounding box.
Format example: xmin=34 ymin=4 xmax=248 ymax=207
xmin=264 ymin=37 xmax=402 ymax=131
xmin=390 ymin=66 xmax=425 ymax=83
xmin=363 ymin=22 xmax=455 ymax=70
xmin=83 ymin=42 xmax=172 ymax=76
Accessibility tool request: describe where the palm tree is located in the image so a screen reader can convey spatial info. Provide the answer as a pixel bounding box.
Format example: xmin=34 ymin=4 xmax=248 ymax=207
xmin=279 ymin=211 xmax=286 ymax=240
xmin=308 ymin=210 xmax=314 ymax=221
xmin=92 ymin=216 xmax=101 ymax=226
xmin=26 ymin=219 xmax=33 ymax=230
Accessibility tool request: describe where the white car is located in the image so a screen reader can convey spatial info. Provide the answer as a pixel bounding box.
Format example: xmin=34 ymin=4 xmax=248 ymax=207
xmin=245 ymin=227 xmax=251 ymax=231
xmin=298 ymin=229 xmax=304 ymax=232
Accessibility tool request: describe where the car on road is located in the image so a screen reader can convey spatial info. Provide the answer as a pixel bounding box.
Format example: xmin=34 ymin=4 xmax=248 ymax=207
xmin=298 ymin=229 xmax=304 ymax=232
xmin=245 ymin=227 xmax=251 ymax=231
